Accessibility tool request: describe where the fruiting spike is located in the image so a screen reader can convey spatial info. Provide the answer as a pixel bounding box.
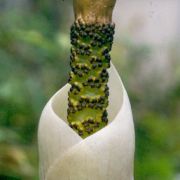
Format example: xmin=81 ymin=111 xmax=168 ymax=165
xmin=67 ymin=19 xmax=115 ymax=138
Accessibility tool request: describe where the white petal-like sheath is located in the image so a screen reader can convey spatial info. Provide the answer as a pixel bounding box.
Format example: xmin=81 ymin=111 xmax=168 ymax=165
xmin=38 ymin=63 xmax=135 ymax=180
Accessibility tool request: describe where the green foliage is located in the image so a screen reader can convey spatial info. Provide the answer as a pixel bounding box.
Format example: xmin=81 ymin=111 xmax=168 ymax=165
xmin=121 ymin=42 xmax=180 ymax=180
xmin=0 ymin=2 xmax=70 ymax=179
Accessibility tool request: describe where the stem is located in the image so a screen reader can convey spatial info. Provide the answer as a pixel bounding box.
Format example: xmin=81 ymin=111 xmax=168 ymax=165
xmin=73 ymin=0 xmax=116 ymax=24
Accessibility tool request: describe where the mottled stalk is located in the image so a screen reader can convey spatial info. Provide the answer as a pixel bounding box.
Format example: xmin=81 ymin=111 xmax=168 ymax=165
xmin=67 ymin=20 xmax=115 ymax=138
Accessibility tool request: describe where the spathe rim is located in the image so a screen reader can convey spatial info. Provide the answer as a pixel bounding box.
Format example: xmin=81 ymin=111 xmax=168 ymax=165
xmin=49 ymin=63 xmax=124 ymax=140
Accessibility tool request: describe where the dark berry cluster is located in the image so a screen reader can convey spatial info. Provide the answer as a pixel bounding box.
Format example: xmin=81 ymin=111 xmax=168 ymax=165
xmin=70 ymin=20 xmax=115 ymax=48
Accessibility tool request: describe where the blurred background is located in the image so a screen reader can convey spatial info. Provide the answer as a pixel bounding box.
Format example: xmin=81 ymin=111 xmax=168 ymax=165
xmin=0 ymin=0 xmax=179 ymax=179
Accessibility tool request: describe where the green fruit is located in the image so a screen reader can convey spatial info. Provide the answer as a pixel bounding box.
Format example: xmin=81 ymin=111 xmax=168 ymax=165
xmin=67 ymin=19 xmax=115 ymax=138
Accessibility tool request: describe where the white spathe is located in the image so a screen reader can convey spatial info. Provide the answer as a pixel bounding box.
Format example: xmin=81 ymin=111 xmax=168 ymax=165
xmin=38 ymin=63 xmax=135 ymax=180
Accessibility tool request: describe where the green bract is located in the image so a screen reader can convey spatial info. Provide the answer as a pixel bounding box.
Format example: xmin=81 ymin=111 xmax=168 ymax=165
xmin=68 ymin=20 xmax=115 ymax=138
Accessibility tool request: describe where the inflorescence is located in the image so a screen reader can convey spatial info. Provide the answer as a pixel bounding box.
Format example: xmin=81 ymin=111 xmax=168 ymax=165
xmin=67 ymin=19 xmax=115 ymax=138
